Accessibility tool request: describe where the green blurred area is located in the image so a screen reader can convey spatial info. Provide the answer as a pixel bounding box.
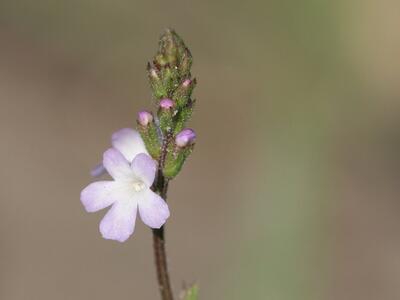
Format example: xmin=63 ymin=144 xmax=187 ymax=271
xmin=1 ymin=1 xmax=399 ymax=300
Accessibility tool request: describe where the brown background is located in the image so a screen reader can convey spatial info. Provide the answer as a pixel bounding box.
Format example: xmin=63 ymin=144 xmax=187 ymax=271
xmin=0 ymin=1 xmax=400 ymax=299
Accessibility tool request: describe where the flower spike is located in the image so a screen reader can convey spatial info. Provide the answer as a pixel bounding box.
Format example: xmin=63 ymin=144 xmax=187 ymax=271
xmin=81 ymin=28 xmax=199 ymax=300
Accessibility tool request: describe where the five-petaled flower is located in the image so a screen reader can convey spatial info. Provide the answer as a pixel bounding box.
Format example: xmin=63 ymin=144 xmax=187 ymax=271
xmin=80 ymin=129 xmax=170 ymax=242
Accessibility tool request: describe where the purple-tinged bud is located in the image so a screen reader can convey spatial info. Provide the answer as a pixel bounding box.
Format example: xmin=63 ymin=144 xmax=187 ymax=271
xmin=182 ymin=79 xmax=191 ymax=87
xmin=137 ymin=111 xmax=153 ymax=126
xmin=159 ymin=98 xmax=175 ymax=110
xmin=158 ymin=99 xmax=175 ymax=133
xmin=175 ymin=128 xmax=196 ymax=147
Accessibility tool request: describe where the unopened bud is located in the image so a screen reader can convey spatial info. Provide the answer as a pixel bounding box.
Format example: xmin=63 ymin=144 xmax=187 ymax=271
xmin=159 ymin=28 xmax=184 ymax=67
xmin=158 ymin=99 xmax=175 ymax=134
xmin=163 ymin=128 xmax=196 ymax=178
xmin=148 ymin=63 xmax=168 ymax=99
xmin=159 ymin=98 xmax=175 ymax=110
xmin=179 ymin=48 xmax=192 ymax=77
xmin=173 ymin=78 xmax=196 ymax=108
xmin=137 ymin=111 xmax=161 ymax=159
xmin=137 ymin=111 xmax=153 ymax=127
xmin=154 ymin=54 xmax=168 ymax=67
xmin=175 ymin=128 xmax=196 ymax=147
xmin=182 ymin=79 xmax=191 ymax=87
xmin=148 ymin=66 xmax=159 ymax=80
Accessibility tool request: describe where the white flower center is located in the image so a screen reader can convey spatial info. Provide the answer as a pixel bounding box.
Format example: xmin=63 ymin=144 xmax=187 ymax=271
xmin=132 ymin=180 xmax=145 ymax=192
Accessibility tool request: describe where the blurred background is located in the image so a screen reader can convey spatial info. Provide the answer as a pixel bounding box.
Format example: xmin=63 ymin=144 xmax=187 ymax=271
xmin=0 ymin=0 xmax=400 ymax=299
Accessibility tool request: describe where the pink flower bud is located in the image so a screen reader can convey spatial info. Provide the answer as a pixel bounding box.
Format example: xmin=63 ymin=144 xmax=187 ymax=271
xmin=159 ymin=98 xmax=175 ymax=110
xmin=137 ymin=111 xmax=153 ymax=126
xmin=175 ymin=128 xmax=196 ymax=147
xmin=182 ymin=79 xmax=191 ymax=88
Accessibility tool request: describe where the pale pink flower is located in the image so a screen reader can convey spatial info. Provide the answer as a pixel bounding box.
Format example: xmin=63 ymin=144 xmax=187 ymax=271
xmin=81 ymin=149 xmax=170 ymax=242
xmin=90 ymin=128 xmax=149 ymax=177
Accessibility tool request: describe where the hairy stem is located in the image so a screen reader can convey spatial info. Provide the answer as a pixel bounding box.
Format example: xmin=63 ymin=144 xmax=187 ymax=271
xmin=152 ymin=171 xmax=173 ymax=300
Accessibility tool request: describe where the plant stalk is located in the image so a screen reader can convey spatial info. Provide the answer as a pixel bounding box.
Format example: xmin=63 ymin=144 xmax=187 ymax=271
xmin=152 ymin=171 xmax=174 ymax=300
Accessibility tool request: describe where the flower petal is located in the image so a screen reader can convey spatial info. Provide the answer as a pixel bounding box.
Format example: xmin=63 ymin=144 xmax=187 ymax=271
xmin=131 ymin=153 xmax=157 ymax=186
xmin=80 ymin=181 xmax=119 ymax=212
xmin=99 ymin=199 xmax=138 ymax=242
xmin=103 ymin=148 xmax=133 ymax=180
xmin=90 ymin=163 xmax=106 ymax=177
xmin=138 ymin=189 xmax=170 ymax=229
xmin=112 ymin=128 xmax=148 ymax=162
